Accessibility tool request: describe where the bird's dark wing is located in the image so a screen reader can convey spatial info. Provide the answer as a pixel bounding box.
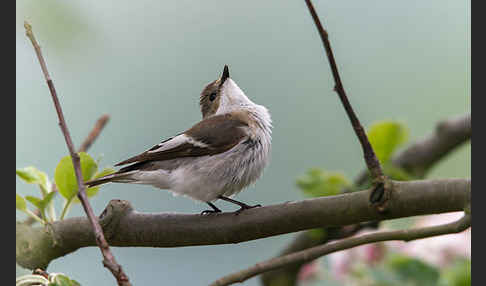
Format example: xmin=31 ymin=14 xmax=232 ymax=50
xmin=115 ymin=113 xmax=249 ymax=166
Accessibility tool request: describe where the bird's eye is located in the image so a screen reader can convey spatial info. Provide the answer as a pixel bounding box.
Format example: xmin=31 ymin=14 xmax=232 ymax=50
xmin=209 ymin=92 xmax=217 ymax=101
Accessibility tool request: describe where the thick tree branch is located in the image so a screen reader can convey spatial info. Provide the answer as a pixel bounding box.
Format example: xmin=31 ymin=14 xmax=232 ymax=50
xmin=261 ymin=113 xmax=471 ymax=286
xmin=16 ymin=178 xmax=469 ymax=270
xmin=212 ymin=212 xmax=471 ymax=286
xmin=24 ymin=22 xmax=130 ymax=286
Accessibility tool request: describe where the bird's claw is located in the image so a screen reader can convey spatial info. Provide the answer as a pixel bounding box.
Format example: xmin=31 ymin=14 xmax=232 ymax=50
xmin=201 ymin=209 xmax=222 ymax=215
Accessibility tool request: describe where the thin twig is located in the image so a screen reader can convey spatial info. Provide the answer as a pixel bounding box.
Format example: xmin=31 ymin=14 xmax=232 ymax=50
xmin=304 ymin=0 xmax=384 ymax=183
xmin=22 ymin=115 xmax=111 ymax=226
xmin=79 ymin=114 xmax=110 ymax=152
xmin=24 ymin=21 xmax=131 ymax=286
xmin=211 ymin=212 xmax=471 ymax=286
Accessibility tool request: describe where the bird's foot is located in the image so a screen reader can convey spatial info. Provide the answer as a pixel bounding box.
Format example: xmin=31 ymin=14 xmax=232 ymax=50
xmin=201 ymin=201 xmax=222 ymax=215
xmin=217 ymin=196 xmax=262 ymax=215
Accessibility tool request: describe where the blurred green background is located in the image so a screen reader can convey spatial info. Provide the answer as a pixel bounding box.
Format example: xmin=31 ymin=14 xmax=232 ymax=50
xmin=16 ymin=0 xmax=470 ymax=285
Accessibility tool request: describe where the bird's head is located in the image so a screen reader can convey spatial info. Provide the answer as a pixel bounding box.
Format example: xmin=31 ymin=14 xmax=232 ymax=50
xmin=199 ymin=65 xmax=253 ymax=118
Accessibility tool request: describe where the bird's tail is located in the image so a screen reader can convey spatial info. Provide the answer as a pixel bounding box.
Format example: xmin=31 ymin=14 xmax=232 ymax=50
xmin=85 ymin=171 xmax=136 ymax=188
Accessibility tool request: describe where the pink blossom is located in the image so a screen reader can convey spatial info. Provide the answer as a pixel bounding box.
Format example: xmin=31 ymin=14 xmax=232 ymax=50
xmin=361 ymin=242 xmax=386 ymax=265
xmin=297 ymin=260 xmax=320 ymax=282
xmin=387 ymin=212 xmax=470 ymax=267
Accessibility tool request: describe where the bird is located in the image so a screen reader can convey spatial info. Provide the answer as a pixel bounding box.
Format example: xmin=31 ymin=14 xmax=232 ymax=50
xmin=85 ymin=65 xmax=272 ymax=214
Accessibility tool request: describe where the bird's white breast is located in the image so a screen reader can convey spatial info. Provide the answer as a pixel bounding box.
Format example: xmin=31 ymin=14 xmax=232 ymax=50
xmin=167 ymin=106 xmax=272 ymax=202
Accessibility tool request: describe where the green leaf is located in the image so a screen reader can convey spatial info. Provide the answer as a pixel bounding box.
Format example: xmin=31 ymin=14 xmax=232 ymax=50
xmin=88 ymin=167 xmax=115 ymax=197
xmin=42 ymin=191 xmax=57 ymax=208
xmin=74 ymin=187 xmax=98 ymax=202
xmin=73 ymin=167 xmax=115 ymax=203
xmin=50 ymin=274 xmax=80 ymax=286
xmin=439 ymin=258 xmax=471 ymax=286
xmin=25 ymin=192 xmax=56 ymax=216
xmin=297 ymin=168 xmax=352 ymax=197
xmin=307 ymin=228 xmax=327 ymax=241
xmin=268 ymin=276 xmax=294 ymax=286
xmin=16 ymin=167 xmax=41 ymax=183
xmin=16 ymin=194 xmax=27 ymax=211
xmin=366 ymin=267 xmax=403 ymax=285
xmin=386 ymin=254 xmax=440 ymax=285
xmin=17 ymin=166 xmax=51 ymax=197
xmin=54 ymin=152 xmax=98 ymax=200
xmin=52 ymin=275 xmax=71 ymax=286
xmin=367 ymin=121 xmax=409 ymax=164
xmin=93 ymin=167 xmax=116 ymax=179
xmin=25 ymin=195 xmax=43 ymax=209
xmin=25 ymin=195 xmax=48 ymax=221
xmin=16 ymin=166 xmax=49 ymax=186
xmin=383 ymin=164 xmax=415 ymax=181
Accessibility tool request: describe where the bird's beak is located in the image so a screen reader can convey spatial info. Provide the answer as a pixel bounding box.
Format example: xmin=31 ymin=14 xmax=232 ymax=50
xmin=220 ymin=65 xmax=230 ymax=85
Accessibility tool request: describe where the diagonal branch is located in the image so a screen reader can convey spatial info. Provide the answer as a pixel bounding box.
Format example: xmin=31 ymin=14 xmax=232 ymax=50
xmin=304 ymin=0 xmax=384 ymax=183
xmin=260 ymin=113 xmax=471 ymax=285
xmin=391 ymin=113 xmax=471 ymax=177
xmin=24 ymin=21 xmax=131 ymax=286
xmin=22 ymin=114 xmax=111 ymax=226
xmin=211 ymin=212 xmax=471 ymax=286
xmin=78 ymin=114 xmax=110 ymax=153
xmin=16 ymin=178 xmax=470 ymax=270
xmin=355 ymin=113 xmax=471 ymax=185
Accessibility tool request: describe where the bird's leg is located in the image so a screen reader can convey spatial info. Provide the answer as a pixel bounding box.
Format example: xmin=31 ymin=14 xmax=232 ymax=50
xmin=201 ymin=202 xmax=222 ymax=215
xmin=218 ymin=196 xmax=261 ymax=214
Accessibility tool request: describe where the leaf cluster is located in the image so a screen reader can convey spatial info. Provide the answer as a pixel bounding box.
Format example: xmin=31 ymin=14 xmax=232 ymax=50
xmin=16 ymin=152 xmax=114 ymax=224
xmin=297 ymin=120 xmax=413 ymax=199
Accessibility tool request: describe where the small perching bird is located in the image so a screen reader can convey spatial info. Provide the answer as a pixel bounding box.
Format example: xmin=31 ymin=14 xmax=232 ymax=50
xmin=86 ymin=65 xmax=272 ymax=214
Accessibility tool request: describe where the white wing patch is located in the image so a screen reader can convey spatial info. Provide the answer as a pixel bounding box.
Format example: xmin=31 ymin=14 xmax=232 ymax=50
xmin=186 ymin=135 xmax=210 ymax=148
xmin=147 ymin=134 xmax=208 ymax=153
